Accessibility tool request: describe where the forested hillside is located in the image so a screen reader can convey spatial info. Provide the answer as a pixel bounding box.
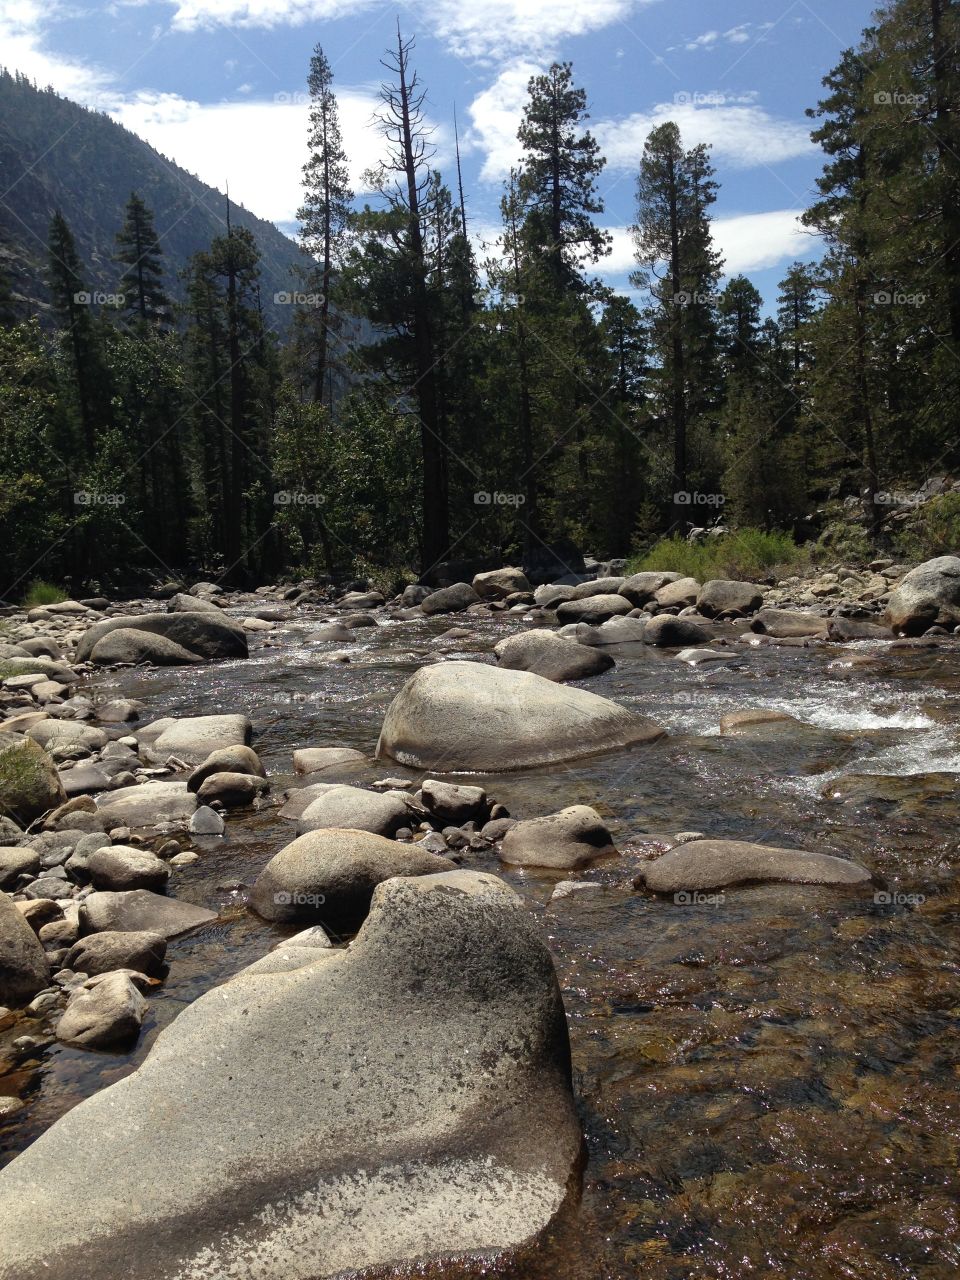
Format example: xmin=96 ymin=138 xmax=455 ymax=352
xmin=0 ymin=71 xmax=307 ymax=328
xmin=1 ymin=0 xmax=959 ymax=601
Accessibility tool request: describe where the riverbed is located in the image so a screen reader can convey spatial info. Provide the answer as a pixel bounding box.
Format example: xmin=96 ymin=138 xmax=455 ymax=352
xmin=2 ymin=604 xmax=959 ymax=1279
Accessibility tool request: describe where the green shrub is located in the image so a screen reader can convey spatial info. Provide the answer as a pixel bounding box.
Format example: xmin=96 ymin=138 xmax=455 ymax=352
xmin=628 ymin=528 xmax=809 ymax=582
xmin=895 ymin=492 xmax=960 ymax=560
xmin=21 ymin=579 xmax=67 ymax=607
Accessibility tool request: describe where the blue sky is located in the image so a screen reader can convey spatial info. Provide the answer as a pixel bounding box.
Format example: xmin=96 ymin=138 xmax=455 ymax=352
xmin=3 ymin=0 xmax=879 ymax=306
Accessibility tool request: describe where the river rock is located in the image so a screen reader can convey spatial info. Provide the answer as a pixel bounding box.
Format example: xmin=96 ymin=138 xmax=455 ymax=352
xmin=719 ymin=710 xmax=803 ymax=735
xmin=501 ymin=805 xmax=616 ymax=869
xmin=77 ymin=612 xmax=248 ymax=664
xmin=472 ymin=567 xmax=531 ymax=599
xmin=27 ymin=720 xmax=107 ymax=753
xmin=190 ymin=805 xmax=225 ymax=835
xmin=0 ymin=736 xmax=66 ymax=824
xmin=0 ymin=870 xmax=580 ymax=1280
xmin=533 ymin=583 xmax=576 ymax=609
xmin=618 ymin=571 xmax=680 ymax=606
xmin=400 ymin=583 xmax=433 ymax=606
xmin=251 ymin=827 xmax=454 ymax=928
xmin=377 ymin=660 xmax=664 ymax=772
xmin=567 ymin=576 xmax=627 ymax=600
xmin=751 ymin=608 xmax=828 ymax=638
xmin=0 ymin=891 xmax=50 ymax=1004
xmin=420 ymin=779 xmax=487 ymax=824
xmin=139 ymin=714 xmax=252 ymax=765
xmin=655 ymin=577 xmax=700 ymax=608
xmin=81 ymin=890 xmax=217 ymax=939
xmin=197 ymin=772 xmax=266 ymax=807
xmin=640 ymin=838 xmax=872 ymax=893
xmin=885 ymin=555 xmax=960 ymax=634
xmin=55 ymin=971 xmax=147 ymax=1049
xmin=421 ymin=582 xmax=481 ymax=615
xmin=555 ymin=594 xmax=632 ymax=624
xmin=293 ymin=747 xmax=367 ymax=775
xmin=64 ymin=930 xmax=167 ymax=978
xmin=88 ymin=846 xmax=170 ymax=892
xmin=697 ymin=579 xmax=764 ymax=618
xmin=89 ymin=628 xmax=205 ymax=666
xmin=644 ymin=615 xmax=711 ymax=647
xmin=826 ymin=616 xmax=894 ymax=641
xmin=167 ymin=591 xmax=221 ymax=614
xmin=187 ymin=744 xmax=266 ymax=791
xmin=494 ymin=628 xmax=614 ymax=682
xmin=574 ymin=616 xmax=648 ymax=645
xmin=296 ymin=784 xmax=411 ymax=838
xmin=96 ymin=781 xmax=197 ymax=827
xmin=0 ymin=846 xmax=40 ymax=889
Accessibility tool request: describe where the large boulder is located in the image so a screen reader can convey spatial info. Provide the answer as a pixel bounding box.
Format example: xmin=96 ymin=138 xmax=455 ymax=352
xmin=643 ymin=615 xmax=711 ymax=647
xmin=567 ymin=576 xmax=627 ymax=600
xmin=0 ymin=871 xmax=580 ymax=1280
xmin=500 ymin=806 xmax=616 ymax=869
xmin=655 ymin=577 xmax=700 ymax=608
xmin=420 ymin=779 xmax=487 ymax=825
xmin=494 ymin=628 xmax=614 ymax=682
xmin=0 ymin=846 xmax=40 ymax=890
xmin=296 ymin=784 xmax=411 ymax=838
xmin=639 ymin=838 xmax=872 ymax=893
xmin=187 ymin=744 xmax=266 ymax=791
xmin=751 ymin=608 xmax=828 ymax=638
xmin=77 ymin=612 xmax=248 ymax=664
xmin=95 ymin=781 xmax=197 ymax=827
xmin=0 ymin=735 xmax=66 ymax=825
xmin=885 ymin=556 xmax=960 ymax=634
xmin=377 ymin=660 xmax=664 ymax=772
xmin=421 ymin=582 xmax=481 ymax=615
xmin=81 ymin=890 xmax=217 ymax=940
xmin=0 ymin=890 xmax=50 ymax=1004
xmin=250 ymin=827 xmax=453 ymax=927
xmin=88 ymin=628 xmax=205 ymax=667
xmin=555 ymin=594 xmax=633 ymax=624
xmin=167 ymin=591 xmax=222 ymax=614
xmin=472 ymin=567 xmax=531 ymax=599
xmin=697 ymin=579 xmax=764 ymax=618
xmin=618 ymin=571 xmax=680 ymax=606
xmin=573 ymin=616 xmax=648 ymax=646
xmin=196 ymin=772 xmax=266 ymax=808
xmin=139 ymin=715 xmax=252 ymax=766
xmin=88 ymin=846 xmax=170 ymax=892
xmin=27 ymin=721 xmax=107 ymax=753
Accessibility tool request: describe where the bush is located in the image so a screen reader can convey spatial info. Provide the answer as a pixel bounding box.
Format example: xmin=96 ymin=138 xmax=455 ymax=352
xmin=895 ymin=492 xmax=960 ymax=560
xmin=628 ymin=528 xmax=809 ymax=582
xmin=21 ymin=579 xmax=67 ymax=607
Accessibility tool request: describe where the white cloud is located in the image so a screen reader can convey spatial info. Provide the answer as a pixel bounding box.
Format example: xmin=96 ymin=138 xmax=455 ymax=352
xmin=604 ymin=210 xmax=820 ymax=279
xmin=168 ymin=0 xmax=377 ymax=31
xmin=0 ymin=1 xmax=113 ymax=104
xmin=465 ymin=59 xmax=544 ymax=183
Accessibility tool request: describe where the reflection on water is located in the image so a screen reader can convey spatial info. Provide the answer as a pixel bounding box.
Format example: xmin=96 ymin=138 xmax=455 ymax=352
xmin=3 ymin=608 xmax=960 ymax=1278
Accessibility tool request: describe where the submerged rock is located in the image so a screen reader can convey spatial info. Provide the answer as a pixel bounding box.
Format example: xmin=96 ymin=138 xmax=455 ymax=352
xmin=639 ymin=838 xmax=871 ymax=893
xmin=377 ymin=660 xmax=664 ymax=772
xmin=0 ymin=870 xmax=580 ymax=1280
xmin=501 ymin=806 xmax=617 ymax=869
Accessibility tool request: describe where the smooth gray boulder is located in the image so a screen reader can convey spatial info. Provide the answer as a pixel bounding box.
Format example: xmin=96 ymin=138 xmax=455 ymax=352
xmin=139 ymin=714 xmax=252 ymax=765
xmin=885 ymin=556 xmax=960 ymax=634
xmin=640 ymin=838 xmax=872 ymax=893
xmin=250 ymin=827 xmax=453 ymax=927
xmin=81 ymin=890 xmax=217 ymax=939
xmin=500 ymin=806 xmax=617 ymax=870
xmin=167 ymin=591 xmax=222 ymax=614
xmin=555 ymin=594 xmax=633 ymax=624
xmin=292 ymin=747 xmax=367 ymax=775
xmin=96 ymin=781 xmax=197 ymax=827
xmin=618 ymin=571 xmax=680 ymax=606
xmin=88 ymin=846 xmax=170 ymax=892
xmin=0 ymin=891 xmax=50 ymax=1004
xmin=644 ymin=615 xmax=711 ymax=647
xmin=421 ymin=582 xmax=481 ymax=615
xmin=573 ymin=616 xmax=648 ymax=646
xmin=55 ymin=971 xmax=147 ymax=1049
xmin=655 ymin=577 xmax=700 ymax=608
xmin=296 ymin=784 xmax=411 ymax=838
xmin=77 ymin=612 xmax=248 ymax=663
xmin=420 ymin=779 xmax=487 ymax=824
xmin=697 ymin=579 xmax=764 ymax=618
xmin=196 ymin=772 xmax=266 ymax=807
xmin=751 ymin=608 xmax=828 ymax=638
xmin=567 ymin=576 xmax=627 ymax=600
xmin=0 ymin=870 xmax=580 ymax=1280
xmin=494 ymin=628 xmax=614 ymax=682
xmin=88 ymin=628 xmax=204 ymax=667
xmin=472 ymin=567 xmax=531 ymax=599
xmin=27 ymin=720 xmax=107 ymax=753
xmin=187 ymin=744 xmax=266 ymax=791
xmin=0 ymin=735 xmax=66 ymax=825
xmin=377 ymin=661 xmax=664 ymax=772
xmin=0 ymin=846 xmax=40 ymax=889
xmin=64 ymin=930 xmax=167 ymax=978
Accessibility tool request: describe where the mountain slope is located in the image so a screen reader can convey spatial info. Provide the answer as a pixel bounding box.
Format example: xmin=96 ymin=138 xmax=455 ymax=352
xmin=0 ymin=70 xmax=308 ymax=330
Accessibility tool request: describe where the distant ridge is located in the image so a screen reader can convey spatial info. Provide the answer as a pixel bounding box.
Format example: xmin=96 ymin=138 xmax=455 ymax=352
xmin=0 ymin=69 xmax=308 ymax=330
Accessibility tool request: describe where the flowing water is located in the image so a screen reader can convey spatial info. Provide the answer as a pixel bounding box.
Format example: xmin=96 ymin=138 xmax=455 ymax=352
xmin=3 ymin=606 xmax=960 ymax=1279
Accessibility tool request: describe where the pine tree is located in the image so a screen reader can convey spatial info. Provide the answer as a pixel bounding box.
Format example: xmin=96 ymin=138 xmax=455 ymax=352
xmin=114 ymin=192 xmax=171 ymax=327
xmin=718 ymin=275 xmax=764 ymax=384
xmin=296 ymin=46 xmax=354 ymax=406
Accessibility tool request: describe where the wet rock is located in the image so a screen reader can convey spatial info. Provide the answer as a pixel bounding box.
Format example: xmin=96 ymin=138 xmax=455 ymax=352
xmin=250 ymin=827 xmax=455 ymax=928
xmin=472 ymin=567 xmax=532 ymax=599
xmin=55 ymin=971 xmax=147 ymax=1049
xmin=292 ymin=747 xmax=367 ymax=775
xmin=574 ymin=616 xmax=648 ymax=645
xmin=555 ymin=594 xmax=633 ymax=624
xmin=339 ymin=590 xmax=385 ymax=610
xmin=79 ymin=612 xmax=247 ymax=665
xmin=697 ymin=579 xmax=764 ymax=618
xmin=81 ymin=890 xmax=217 ymax=939
xmin=190 ymin=805 xmax=225 ymax=835
xmin=0 ymin=870 xmax=579 ymax=1280
xmin=751 ymin=608 xmax=828 ymax=638
xmin=96 ymin=781 xmax=197 ymax=828
xmin=719 ymin=709 xmax=803 ymax=735
xmin=884 ymin=555 xmax=960 ymax=635
xmin=0 ymin=736 xmax=66 ymax=825
xmin=0 ymin=891 xmax=50 ymax=1004
xmin=27 ymin=721 xmax=107 ymax=753
xmin=655 ymin=577 xmax=700 ymax=608
xmin=639 ymin=838 xmax=871 ymax=893
xmin=89 ymin=628 xmax=205 ymax=666
xmin=167 ymin=591 xmax=221 ymax=614
xmin=58 ymin=763 xmax=113 ymax=797
xmin=420 ymin=779 xmax=487 ymax=825
xmin=196 ymin=772 xmax=267 ymax=808
xmin=377 ymin=660 xmax=664 ymax=772
xmin=64 ymin=930 xmax=167 ymax=978
xmin=139 ymin=714 xmax=252 ymax=766
xmin=88 ymin=846 xmax=170 ymax=892
xmin=618 ymin=571 xmax=680 ymax=606
xmin=307 ymin=622 xmax=355 ymax=643
xmin=297 ymin=784 xmax=411 ymax=838
xmin=501 ymin=806 xmax=616 ymax=869
xmin=400 ymin=583 xmax=433 ymax=606
xmin=494 ymin=628 xmax=614 ymax=682
xmin=643 ymin=615 xmax=710 ymax=647
xmin=826 ymin=616 xmax=894 ymax=641
xmin=533 ymin=583 xmax=576 ymax=609
xmin=481 ymin=817 xmax=517 ymax=842
xmin=421 ymin=582 xmax=481 ymax=615
xmin=187 ymin=745 xmax=266 ymax=791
